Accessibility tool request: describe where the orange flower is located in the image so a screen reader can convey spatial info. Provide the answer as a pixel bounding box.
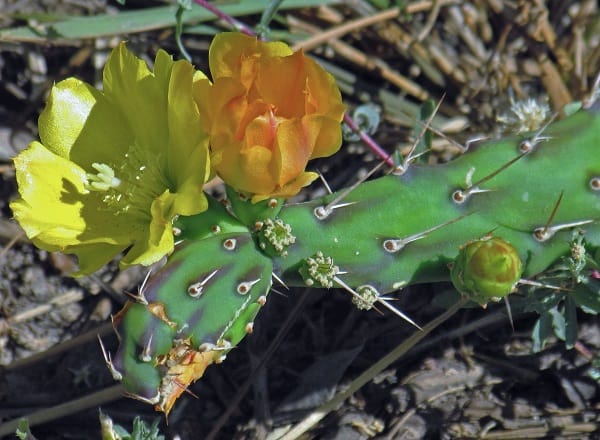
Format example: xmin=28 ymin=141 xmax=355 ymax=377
xmin=194 ymin=32 xmax=345 ymax=202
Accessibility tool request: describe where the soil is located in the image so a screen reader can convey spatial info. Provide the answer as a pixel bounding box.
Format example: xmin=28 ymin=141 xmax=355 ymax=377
xmin=0 ymin=1 xmax=599 ymax=439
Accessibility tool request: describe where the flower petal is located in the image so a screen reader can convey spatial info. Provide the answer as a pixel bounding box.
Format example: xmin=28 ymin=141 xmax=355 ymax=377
xmin=120 ymin=190 xmax=176 ymax=267
xmin=219 ymin=142 xmax=275 ymax=196
xmin=65 ymin=242 xmax=129 ymax=275
xmin=169 ymin=146 xmax=210 ymax=216
xmin=197 ymin=33 xmax=345 ymax=201
xmin=273 ymin=118 xmax=313 ymax=185
xmin=209 ymin=32 xmax=292 ymax=82
xmin=13 ymin=43 xmax=214 ymax=274
xmin=305 ymin=57 xmax=345 ymax=117
xmin=256 ymin=51 xmax=307 ymax=118
xmin=194 ymin=77 xmax=248 ymax=139
xmin=103 ymin=43 xmax=169 ymax=156
xmin=251 ymin=171 xmax=318 ymax=203
xmin=11 ymin=141 xmax=90 ymax=247
xmin=166 ymin=59 xmax=211 ymax=211
xmin=38 ymin=77 xmax=131 ymax=168
xmin=304 ymin=115 xmax=343 ymax=159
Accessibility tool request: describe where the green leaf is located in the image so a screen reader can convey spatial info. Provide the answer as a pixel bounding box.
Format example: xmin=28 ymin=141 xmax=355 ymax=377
xmin=100 ymin=410 xmax=128 ymax=440
xmin=521 ymin=289 xmax=563 ymax=314
xmin=572 ymin=282 xmax=600 ymax=314
xmin=0 ymin=0 xmax=340 ymax=42
xmin=563 ymin=295 xmax=578 ymax=349
xmin=412 ymin=99 xmax=435 ymax=162
xmin=256 ymin=0 xmax=286 ymax=39
xmin=175 ymin=0 xmax=192 ymax=62
xmin=100 ymin=413 xmax=165 ymax=440
xmin=532 ymin=311 xmax=553 ymax=352
xmin=130 ymin=417 xmax=164 ymax=440
xmin=550 ymin=305 xmax=566 ymax=342
xmin=15 ymin=419 xmax=37 ymax=440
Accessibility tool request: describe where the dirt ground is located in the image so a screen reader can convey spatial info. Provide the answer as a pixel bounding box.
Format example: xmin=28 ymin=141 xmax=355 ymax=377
xmin=0 ymin=1 xmax=599 ymax=439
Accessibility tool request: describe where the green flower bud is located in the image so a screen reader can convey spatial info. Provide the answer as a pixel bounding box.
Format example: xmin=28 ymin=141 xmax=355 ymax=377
xmin=451 ymin=236 xmax=522 ymax=306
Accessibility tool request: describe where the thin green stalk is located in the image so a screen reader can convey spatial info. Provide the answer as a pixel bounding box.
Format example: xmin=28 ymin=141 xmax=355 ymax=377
xmin=257 ymin=0 xmax=286 ymax=39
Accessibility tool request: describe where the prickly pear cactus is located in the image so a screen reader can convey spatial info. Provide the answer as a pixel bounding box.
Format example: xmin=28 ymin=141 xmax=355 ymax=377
xmin=102 ymin=202 xmax=273 ymax=415
xmin=10 ymin=27 xmax=599 ymax=417
xmin=104 ymin=105 xmax=600 ymax=414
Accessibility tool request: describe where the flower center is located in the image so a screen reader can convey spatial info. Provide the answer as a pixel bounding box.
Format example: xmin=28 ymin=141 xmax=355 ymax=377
xmin=85 ymin=143 xmax=168 ymax=217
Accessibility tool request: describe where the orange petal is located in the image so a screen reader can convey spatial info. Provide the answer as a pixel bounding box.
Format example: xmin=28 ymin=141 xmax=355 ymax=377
xmin=209 ymin=32 xmax=291 ymax=81
xmin=255 ymin=51 xmax=307 ymax=118
xmin=273 ymin=118 xmax=313 ymax=186
xmin=305 ymin=115 xmax=343 ymax=159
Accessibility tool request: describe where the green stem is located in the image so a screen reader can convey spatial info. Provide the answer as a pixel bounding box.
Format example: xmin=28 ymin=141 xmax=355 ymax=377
xmin=257 ymin=0 xmax=286 ymax=39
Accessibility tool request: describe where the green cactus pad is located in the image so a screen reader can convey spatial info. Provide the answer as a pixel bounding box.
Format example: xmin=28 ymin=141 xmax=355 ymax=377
xmin=272 ymin=108 xmax=600 ymax=294
xmin=110 ymin=231 xmax=273 ymax=414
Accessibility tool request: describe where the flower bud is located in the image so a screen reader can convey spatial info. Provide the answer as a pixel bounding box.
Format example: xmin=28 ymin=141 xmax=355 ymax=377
xmin=451 ymin=236 xmax=522 ymax=305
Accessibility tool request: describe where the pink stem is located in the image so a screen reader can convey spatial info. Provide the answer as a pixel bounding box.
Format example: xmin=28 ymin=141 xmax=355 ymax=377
xmin=343 ymin=113 xmax=395 ymax=166
xmin=192 ymin=0 xmax=255 ymax=36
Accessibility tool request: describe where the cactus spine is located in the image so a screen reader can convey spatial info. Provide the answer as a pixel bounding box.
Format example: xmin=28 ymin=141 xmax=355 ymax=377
xmin=107 ymin=106 xmax=599 ymax=413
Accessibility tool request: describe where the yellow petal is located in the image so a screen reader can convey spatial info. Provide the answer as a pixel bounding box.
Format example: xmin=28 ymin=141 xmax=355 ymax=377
xmin=194 ymin=77 xmax=248 ymax=139
xmin=197 ymin=33 xmax=345 ymax=202
xmin=305 ymin=56 xmax=345 ymax=117
xmin=66 ymin=242 xmax=129 ymax=276
xmin=217 ymin=142 xmax=275 ymax=196
xmin=11 ymin=141 xmax=89 ymax=246
xmin=38 ymin=78 xmax=131 ymax=168
xmin=120 ymin=190 xmax=175 ymax=267
xmin=13 ymin=42 xmax=214 ymax=275
xmin=103 ymin=43 xmax=169 ymax=156
xmin=169 ymin=142 xmax=211 ymax=217
xmin=166 ymin=59 xmax=211 ymax=195
xmin=251 ymin=171 xmax=318 ymax=203
xmin=256 ymin=51 xmax=307 ymax=118
xmin=304 ymin=115 xmax=343 ymax=159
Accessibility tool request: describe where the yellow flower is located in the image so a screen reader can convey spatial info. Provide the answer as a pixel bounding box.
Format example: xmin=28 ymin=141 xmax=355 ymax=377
xmin=11 ymin=43 xmax=211 ymax=275
xmin=194 ymin=32 xmax=345 ymax=202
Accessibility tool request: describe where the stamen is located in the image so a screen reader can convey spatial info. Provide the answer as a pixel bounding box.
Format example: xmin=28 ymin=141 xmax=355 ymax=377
xmin=89 ymin=143 xmax=169 ymax=218
xmin=86 ymin=163 xmax=121 ymax=192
